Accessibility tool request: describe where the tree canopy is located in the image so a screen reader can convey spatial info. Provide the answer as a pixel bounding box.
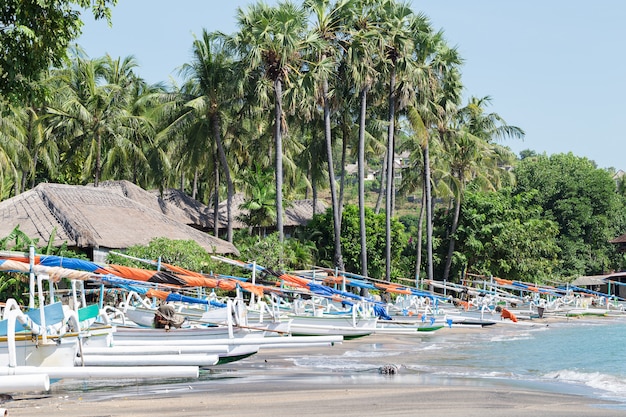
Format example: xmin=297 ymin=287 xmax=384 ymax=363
xmin=513 ymin=153 xmax=626 ymax=277
xmin=1 ymin=0 xmax=624 ymax=287
xmin=443 ymin=187 xmax=561 ymax=282
xmin=0 ymin=0 xmax=116 ymax=103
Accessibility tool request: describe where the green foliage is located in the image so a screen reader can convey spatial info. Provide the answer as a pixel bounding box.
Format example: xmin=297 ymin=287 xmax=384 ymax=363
xmin=107 ymin=237 xmax=219 ymax=274
xmin=306 ymin=204 xmax=408 ymax=280
xmin=0 ymin=0 xmax=117 ymax=103
xmin=444 ymin=188 xmax=560 ymax=283
xmin=237 ymin=164 xmax=278 ymax=233
xmin=0 ymin=225 xmax=38 ymax=250
xmin=430 ymin=153 xmax=626 ymax=283
xmin=234 ymin=231 xmax=316 ymax=273
xmin=2 ymin=0 xmax=624 ymax=287
xmin=0 ymin=225 xmax=87 ymax=304
xmin=513 ymin=153 xmax=626 ymax=276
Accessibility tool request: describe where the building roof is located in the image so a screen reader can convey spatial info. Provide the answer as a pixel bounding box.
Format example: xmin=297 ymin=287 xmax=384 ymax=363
xmin=610 ymin=233 xmax=626 ymax=244
xmin=571 ymin=271 xmax=626 ymax=286
xmin=570 ymin=275 xmax=607 ymax=286
xmin=0 ymin=181 xmax=238 ymax=255
xmin=151 ymin=187 xmax=213 ymax=230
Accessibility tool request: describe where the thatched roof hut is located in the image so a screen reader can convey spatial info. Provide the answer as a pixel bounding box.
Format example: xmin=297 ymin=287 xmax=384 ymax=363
xmin=0 ymin=181 xmax=239 ymax=261
xmin=215 ymin=193 xmax=327 ymax=235
xmin=150 ymin=187 xmax=213 ymax=230
xmin=141 ymin=190 xmax=327 ymax=235
xmin=98 ymin=180 xmax=214 ymax=230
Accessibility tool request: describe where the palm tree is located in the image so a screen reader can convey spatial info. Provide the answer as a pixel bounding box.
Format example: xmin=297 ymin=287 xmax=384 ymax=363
xmin=304 ymin=0 xmax=353 ymax=272
xmin=19 ymin=103 xmax=59 ymax=191
xmin=440 ymin=96 xmax=525 ymax=281
xmin=238 ymin=164 xmax=278 ymax=237
xmin=178 ymin=30 xmax=238 ymax=243
xmin=233 ymin=1 xmax=319 ymax=243
xmin=404 ymin=28 xmax=463 ymax=282
xmin=4 ymin=71 xmax=61 ymax=193
xmin=401 ymin=105 xmax=428 ymax=283
xmin=379 ymin=0 xmax=421 ymax=281
xmin=48 ymin=53 xmax=138 ymax=186
xmin=0 ymin=104 xmax=28 ymax=196
xmin=425 ymin=63 xmax=462 ymax=282
xmin=342 ymin=0 xmax=383 ymax=278
xmin=118 ymin=77 xmax=167 ymax=189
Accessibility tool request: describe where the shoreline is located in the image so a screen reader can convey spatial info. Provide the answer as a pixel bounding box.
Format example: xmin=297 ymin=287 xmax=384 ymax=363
xmin=5 ymin=319 xmax=626 ymax=416
xmin=6 ymin=376 xmax=625 ymax=417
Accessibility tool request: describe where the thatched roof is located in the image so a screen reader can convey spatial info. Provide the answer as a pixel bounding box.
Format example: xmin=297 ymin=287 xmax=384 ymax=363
xmin=0 ymin=181 xmax=238 ymax=255
xmin=610 ymin=233 xmax=626 ymax=244
xmin=150 ymin=187 xmax=213 ymax=230
xmin=98 ymin=180 xmax=213 ymax=230
xmin=137 ymin=189 xmax=326 ymax=231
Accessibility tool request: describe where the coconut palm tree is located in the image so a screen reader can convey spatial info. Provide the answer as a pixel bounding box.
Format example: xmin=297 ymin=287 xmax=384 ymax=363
xmin=116 ymin=77 xmax=168 ymax=189
xmin=238 ymin=163 xmax=278 ymax=237
xmin=404 ymin=28 xmax=463 ymax=282
xmin=0 ymin=104 xmax=28 ymax=196
xmin=177 ymin=30 xmax=239 ymax=243
xmin=440 ymin=96 xmax=525 ymax=281
xmin=304 ymin=0 xmax=354 ymax=271
xmin=19 ymin=103 xmax=59 ymax=192
xmin=3 ymin=71 xmax=61 ymax=193
xmin=425 ymin=62 xmax=462 ymax=282
xmin=348 ymin=0 xmax=386 ymax=278
xmin=233 ymin=1 xmax=320 ymax=243
xmin=48 ymin=53 xmax=138 ymax=186
xmin=379 ymin=0 xmax=423 ymax=281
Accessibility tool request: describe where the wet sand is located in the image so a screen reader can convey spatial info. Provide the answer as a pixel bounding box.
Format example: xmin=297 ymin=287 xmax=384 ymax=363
xmin=6 ymin=380 xmax=625 ymax=417
xmin=4 ymin=327 xmax=626 ymax=417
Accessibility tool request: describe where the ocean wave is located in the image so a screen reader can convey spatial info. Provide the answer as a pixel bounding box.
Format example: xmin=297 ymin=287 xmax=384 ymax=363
xmin=429 ymin=368 xmax=515 ymax=379
xmin=341 ymin=350 xmax=403 ymax=358
xmin=291 ymin=356 xmax=370 ymax=370
xmin=489 ymin=333 xmax=533 ymax=342
xmin=419 ymin=343 xmax=446 ymax=351
xmin=544 ymin=369 xmax=626 ymax=399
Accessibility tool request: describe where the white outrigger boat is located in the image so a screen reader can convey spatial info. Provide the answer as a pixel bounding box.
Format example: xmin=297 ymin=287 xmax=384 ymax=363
xmin=0 ymin=259 xmax=200 ymax=393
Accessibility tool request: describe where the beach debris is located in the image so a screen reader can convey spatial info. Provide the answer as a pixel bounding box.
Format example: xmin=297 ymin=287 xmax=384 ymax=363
xmin=378 ymin=364 xmax=399 ymax=375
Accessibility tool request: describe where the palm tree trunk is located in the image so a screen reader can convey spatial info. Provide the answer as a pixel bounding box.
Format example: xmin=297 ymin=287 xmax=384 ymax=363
xmin=323 ymin=76 xmax=344 ymax=271
xmin=213 ymin=160 xmax=220 ymax=238
xmin=95 ymin=131 xmax=101 ymax=187
xmin=414 ymin=190 xmax=425 ymax=286
xmin=274 ymin=78 xmax=284 ymax=243
xmin=312 ymin=179 xmax=318 ymax=216
xmin=338 ymin=117 xmax=348 ymax=216
xmin=212 ymin=113 xmax=234 ymax=243
xmin=192 ymin=169 xmax=198 ymax=200
xmin=23 ymin=110 xmax=34 ymax=192
xmin=443 ymin=183 xmax=462 ymax=281
xmin=358 ymin=86 xmax=369 ymax=277
xmin=375 ymin=153 xmax=386 ymax=214
xmin=423 ymin=143 xmax=434 ymax=281
xmin=308 ymin=129 xmax=314 ymax=204
xmin=385 ymin=67 xmax=396 ymax=281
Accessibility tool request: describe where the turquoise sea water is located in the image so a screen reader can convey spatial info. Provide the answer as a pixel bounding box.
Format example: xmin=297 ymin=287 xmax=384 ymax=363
xmin=284 ymin=318 xmax=626 ymax=407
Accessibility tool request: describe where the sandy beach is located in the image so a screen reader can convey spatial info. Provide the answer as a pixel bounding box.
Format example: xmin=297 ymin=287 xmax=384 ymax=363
xmin=6 ymin=379 xmax=625 ymax=417
xmin=4 ymin=328 xmax=626 ymax=417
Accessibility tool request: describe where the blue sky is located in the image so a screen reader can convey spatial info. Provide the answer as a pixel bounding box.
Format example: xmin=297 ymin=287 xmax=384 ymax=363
xmin=76 ymin=1 xmax=625 ymax=170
